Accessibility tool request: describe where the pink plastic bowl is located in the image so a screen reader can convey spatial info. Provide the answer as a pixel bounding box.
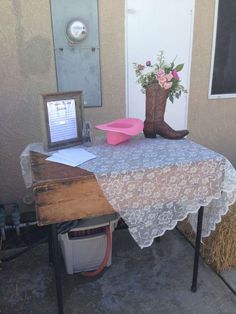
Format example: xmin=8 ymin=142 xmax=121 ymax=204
xmin=96 ymin=118 xmax=144 ymax=145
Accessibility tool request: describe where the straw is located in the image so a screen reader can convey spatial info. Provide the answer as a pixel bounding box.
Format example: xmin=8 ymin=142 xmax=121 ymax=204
xmin=177 ymin=204 xmax=236 ymax=272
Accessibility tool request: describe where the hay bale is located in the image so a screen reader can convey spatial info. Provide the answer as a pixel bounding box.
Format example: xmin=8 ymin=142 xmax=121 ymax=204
xmin=178 ymin=203 xmax=236 ymax=273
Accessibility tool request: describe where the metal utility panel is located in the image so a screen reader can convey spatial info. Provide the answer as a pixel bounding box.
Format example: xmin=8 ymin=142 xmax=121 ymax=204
xmin=50 ymin=0 xmax=101 ymax=107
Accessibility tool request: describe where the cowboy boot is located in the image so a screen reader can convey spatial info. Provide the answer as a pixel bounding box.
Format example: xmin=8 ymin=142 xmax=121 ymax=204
xmin=143 ymin=83 xmax=157 ymax=138
xmin=144 ymin=83 xmax=189 ymax=139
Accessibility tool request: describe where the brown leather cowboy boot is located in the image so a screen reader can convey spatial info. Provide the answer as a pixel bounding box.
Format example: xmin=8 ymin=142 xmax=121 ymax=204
xmin=143 ymin=83 xmax=189 ymax=139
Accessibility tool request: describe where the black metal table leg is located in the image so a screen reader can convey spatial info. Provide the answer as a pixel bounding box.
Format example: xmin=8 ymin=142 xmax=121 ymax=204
xmin=191 ymin=206 xmax=204 ymax=292
xmin=48 ymin=226 xmax=54 ymax=266
xmin=51 ymin=224 xmax=64 ymax=314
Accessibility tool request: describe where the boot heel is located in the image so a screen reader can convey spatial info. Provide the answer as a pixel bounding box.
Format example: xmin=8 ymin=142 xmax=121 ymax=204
xmin=143 ymin=131 xmax=156 ymax=138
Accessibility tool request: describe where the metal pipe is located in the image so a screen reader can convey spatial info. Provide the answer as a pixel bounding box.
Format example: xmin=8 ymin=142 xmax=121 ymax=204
xmin=11 ymin=203 xmax=21 ymax=236
xmin=4 ymin=221 xmax=37 ymax=230
xmin=0 ymin=205 xmax=6 ymax=241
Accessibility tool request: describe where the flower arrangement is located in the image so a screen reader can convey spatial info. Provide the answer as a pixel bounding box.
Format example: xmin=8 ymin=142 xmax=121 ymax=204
xmin=134 ymin=51 xmax=187 ymax=103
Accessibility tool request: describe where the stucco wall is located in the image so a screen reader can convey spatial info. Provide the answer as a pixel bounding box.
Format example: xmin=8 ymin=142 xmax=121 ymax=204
xmin=0 ymin=0 xmax=57 ymax=211
xmin=85 ymin=0 xmax=125 ymax=124
xmin=188 ymin=0 xmax=236 ymax=167
xmin=0 ymin=0 xmax=125 ymax=211
xmin=1 ymin=0 xmax=236 ymax=214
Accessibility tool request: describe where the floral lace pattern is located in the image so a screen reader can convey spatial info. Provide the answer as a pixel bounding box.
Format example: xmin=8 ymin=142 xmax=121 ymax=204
xmin=80 ymin=136 xmax=236 ymax=248
xmin=21 ymin=137 xmax=236 ymax=248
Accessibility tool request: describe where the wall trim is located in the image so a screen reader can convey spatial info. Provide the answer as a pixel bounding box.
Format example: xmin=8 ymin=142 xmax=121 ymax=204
xmin=208 ymin=0 xmax=236 ymax=99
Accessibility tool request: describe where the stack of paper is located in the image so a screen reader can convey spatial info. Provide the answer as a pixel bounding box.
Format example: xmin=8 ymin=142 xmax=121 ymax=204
xmin=46 ymin=147 xmax=96 ymax=167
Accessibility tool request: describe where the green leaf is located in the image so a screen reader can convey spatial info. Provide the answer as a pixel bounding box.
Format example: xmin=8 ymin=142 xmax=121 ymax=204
xmin=175 ymin=64 xmax=184 ymax=72
xmin=169 ymin=94 xmax=174 ymax=103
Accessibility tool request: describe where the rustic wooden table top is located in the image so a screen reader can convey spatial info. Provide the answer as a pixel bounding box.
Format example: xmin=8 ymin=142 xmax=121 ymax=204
xmin=30 ymin=151 xmax=114 ymax=226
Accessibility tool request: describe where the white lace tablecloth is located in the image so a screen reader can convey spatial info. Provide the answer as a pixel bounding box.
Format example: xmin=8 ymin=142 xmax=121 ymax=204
xmin=21 ymin=136 xmax=236 ymax=248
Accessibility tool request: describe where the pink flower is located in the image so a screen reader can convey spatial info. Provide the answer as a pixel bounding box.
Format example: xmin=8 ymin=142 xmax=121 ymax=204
xmin=146 ymin=60 xmax=151 ymax=66
xmin=164 ymin=82 xmax=173 ymax=90
xmin=166 ymin=73 xmax=173 ymax=81
xmin=158 ymin=76 xmax=166 ymax=84
xmin=159 ymin=81 xmax=165 ymax=88
xmin=172 ymin=69 xmax=179 ymax=80
xmin=157 ymin=68 xmax=165 ymax=77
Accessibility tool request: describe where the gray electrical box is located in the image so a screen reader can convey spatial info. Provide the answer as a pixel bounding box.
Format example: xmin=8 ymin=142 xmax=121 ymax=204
xmin=50 ymin=0 xmax=102 ymax=107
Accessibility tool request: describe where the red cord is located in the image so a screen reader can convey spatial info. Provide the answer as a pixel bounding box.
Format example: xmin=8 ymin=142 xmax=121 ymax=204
xmin=82 ymin=225 xmax=111 ymax=277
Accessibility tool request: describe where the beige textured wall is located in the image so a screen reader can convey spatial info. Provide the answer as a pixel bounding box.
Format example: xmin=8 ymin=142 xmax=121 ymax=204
xmin=188 ymin=1 xmax=236 ymax=167
xmin=0 ymin=0 xmax=125 ymax=211
xmin=0 ymin=0 xmax=57 ymax=211
xmin=85 ymin=0 xmax=125 ymax=125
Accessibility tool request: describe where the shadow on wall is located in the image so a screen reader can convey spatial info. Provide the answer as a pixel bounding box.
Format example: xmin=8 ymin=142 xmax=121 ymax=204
xmin=11 ymin=0 xmax=52 ymax=77
xmin=18 ymin=35 xmax=52 ymax=76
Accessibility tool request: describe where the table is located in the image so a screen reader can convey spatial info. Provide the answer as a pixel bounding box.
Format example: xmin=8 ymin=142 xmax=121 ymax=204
xmin=27 ymin=136 xmax=236 ymax=314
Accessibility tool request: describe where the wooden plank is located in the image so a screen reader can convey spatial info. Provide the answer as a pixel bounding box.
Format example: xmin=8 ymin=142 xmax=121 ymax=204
xmin=30 ymin=152 xmax=114 ymax=225
xmin=30 ymin=151 xmax=94 ymax=184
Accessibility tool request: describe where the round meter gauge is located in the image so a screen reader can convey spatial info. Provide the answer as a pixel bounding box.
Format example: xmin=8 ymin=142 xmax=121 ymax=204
xmin=66 ymin=19 xmax=87 ymax=43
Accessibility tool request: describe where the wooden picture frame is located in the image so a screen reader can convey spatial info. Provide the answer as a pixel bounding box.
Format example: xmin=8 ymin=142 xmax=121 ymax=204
xmin=42 ymin=91 xmax=84 ymax=151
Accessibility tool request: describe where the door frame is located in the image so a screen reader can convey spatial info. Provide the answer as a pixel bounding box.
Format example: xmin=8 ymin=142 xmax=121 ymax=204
xmin=124 ymin=0 xmax=195 ymax=128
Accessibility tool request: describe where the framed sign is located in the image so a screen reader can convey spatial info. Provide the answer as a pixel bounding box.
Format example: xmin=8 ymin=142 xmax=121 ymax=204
xmin=42 ymin=91 xmax=84 ymax=150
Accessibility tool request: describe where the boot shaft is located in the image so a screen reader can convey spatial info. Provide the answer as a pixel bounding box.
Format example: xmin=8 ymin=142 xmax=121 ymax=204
xmin=145 ymin=83 xmax=169 ymax=122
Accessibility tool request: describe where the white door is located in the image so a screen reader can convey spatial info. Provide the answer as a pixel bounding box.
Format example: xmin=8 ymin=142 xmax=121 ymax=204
xmin=126 ymin=0 xmax=195 ymax=130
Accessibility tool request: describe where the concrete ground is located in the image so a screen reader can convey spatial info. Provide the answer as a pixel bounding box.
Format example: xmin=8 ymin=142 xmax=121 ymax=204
xmin=221 ymin=270 xmax=236 ymax=293
xmin=0 ymin=229 xmax=236 ymax=314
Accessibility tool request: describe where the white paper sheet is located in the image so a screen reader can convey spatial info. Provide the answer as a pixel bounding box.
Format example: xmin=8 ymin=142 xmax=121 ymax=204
xmin=46 ymin=153 xmax=78 ymax=167
xmin=46 ymin=147 xmax=96 ymax=167
xmin=47 ymin=99 xmax=78 ymax=143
